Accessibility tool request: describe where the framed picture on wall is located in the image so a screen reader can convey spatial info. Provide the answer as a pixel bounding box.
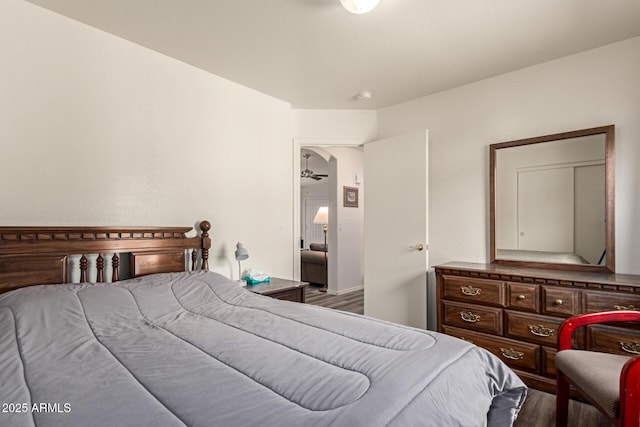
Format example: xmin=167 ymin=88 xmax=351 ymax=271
xmin=343 ymin=186 xmax=359 ymax=208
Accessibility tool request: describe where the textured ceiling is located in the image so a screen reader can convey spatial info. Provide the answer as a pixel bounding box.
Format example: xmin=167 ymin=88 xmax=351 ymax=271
xmin=26 ymin=0 xmax=640 ymax=109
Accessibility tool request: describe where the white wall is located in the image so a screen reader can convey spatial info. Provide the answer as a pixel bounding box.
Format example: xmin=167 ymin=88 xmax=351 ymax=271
xmin=0 ymin=0 xmax=294 ymax=281
xmin=326 ymin=147 xmax=364 ymax=294
xmin=377 ymin=36 xmax=640 ymax=328
xmin=292 ymin=109 xmax=377 ymax=142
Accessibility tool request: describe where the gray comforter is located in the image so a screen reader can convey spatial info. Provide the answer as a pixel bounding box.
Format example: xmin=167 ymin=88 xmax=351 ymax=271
xmin=0 ymin=271 xmax=526 ymax=426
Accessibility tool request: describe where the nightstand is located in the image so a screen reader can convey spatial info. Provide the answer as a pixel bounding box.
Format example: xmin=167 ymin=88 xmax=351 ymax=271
xmin=246 ymin=277 xmax=309 ymax=303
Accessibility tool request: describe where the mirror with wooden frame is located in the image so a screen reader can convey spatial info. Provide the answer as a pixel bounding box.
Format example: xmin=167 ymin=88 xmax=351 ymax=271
xmin=490 ymin=125 xmax=615 ymax=272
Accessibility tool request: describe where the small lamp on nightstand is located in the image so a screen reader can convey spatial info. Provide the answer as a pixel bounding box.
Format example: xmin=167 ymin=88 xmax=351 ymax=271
xmin=235 ymin=242 xmax=249 ymax=284
xmin=313 ymin=207 xmax=329 ymax=292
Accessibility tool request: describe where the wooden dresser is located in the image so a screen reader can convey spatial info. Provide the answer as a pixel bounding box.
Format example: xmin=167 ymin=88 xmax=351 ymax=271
xmin=435 ymin=262 xmax=640 ymax=393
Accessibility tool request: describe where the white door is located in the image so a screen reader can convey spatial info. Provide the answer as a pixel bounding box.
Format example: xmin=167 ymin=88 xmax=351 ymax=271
xmin=364 ymin=130 xmax=428 ymax=329
xmin=517 ymin=167 xmax=573 ymax=252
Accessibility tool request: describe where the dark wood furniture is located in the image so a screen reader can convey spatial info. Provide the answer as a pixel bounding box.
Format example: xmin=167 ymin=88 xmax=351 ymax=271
xmin=436 ymin=262 xmax=640 ymax=394
xmin=0 ymin=221 xmax=212 ymax=293
xmin=246 ymin=277 xmax=309 ymax=303
xmin=556 ymin=311 xmax=640 ymax=427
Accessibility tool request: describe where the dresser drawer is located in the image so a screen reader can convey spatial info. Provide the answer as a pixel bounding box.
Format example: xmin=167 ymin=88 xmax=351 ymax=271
xmin=443 ymin=325 xmax=539 ymax=373
xmin=442 ymin=275 xmax=505 ymax=307
xmin=583 ymin=291 xmax=640 ymax=313
xmin=541 ymin=346 xmax=558 ymax=378
xmin=505 ymin=310 xmax=563 ymax=346
xmin=442 ymin=301 xmax=503 ymax=335
xmin=587 ymin=325 xmax=640 ymax=356
xmin=507 ymin=283 xmax=540 ymax=313
xmin=542 ymin=286 xmax=580 ymax=316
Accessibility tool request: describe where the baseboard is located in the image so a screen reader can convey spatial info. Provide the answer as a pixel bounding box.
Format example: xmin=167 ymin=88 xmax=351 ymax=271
xmin=327 ymin=285 xmax=364 ymax=296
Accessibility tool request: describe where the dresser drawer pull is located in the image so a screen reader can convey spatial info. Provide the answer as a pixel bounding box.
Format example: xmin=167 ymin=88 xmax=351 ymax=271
xmin=619 ymin=341 xmax=640 ymax=355
xmin=516 ymin=295 xmax=526 ymax=301
xmin=460 ymin=312 xmax=481 ymax=323
xmin=459 ymin=336 xmax=474 ymax=344
xmin=528 ymin=324 xmax=555 ymax=337
xmin=614 ymin=304 xmax=637 ymax=311
xmin=460 ymin=286 xmax=481 ymax=296
xmin=500 ymin=347 xmax=525 ymax=360
xmin=554 ymin=299 xmax=563 ymax=306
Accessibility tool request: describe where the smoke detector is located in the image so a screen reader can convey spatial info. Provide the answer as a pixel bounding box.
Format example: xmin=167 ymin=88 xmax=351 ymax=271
xmin=356 ymin=91 xmax=373 ymax=102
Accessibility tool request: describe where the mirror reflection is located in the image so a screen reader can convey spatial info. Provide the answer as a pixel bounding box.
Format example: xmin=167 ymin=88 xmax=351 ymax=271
xmin=490 ymin=125 xmax=614 ymax=272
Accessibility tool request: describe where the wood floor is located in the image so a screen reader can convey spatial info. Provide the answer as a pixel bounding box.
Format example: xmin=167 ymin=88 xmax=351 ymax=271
xmin=304 ymin=285 xmax=364 ymax=314
xmin=303 ymin=285 xmax=611 ymax=426
xmin=515 ymin=389 xmax=611 ymax=427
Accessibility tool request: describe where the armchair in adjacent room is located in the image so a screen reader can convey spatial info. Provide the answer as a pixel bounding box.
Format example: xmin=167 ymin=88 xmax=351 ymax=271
xmin=555 ymin=310 xmax=640 ymax=427
xmin=300 ymin=243 xmax=327 ymax=287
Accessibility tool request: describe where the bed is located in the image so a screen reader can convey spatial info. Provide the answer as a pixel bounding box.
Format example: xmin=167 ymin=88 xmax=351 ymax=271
xmin=496 ymin=249 xmax=589 ymax=265
xmin=0 ymin=222 xmax=527 ymax=427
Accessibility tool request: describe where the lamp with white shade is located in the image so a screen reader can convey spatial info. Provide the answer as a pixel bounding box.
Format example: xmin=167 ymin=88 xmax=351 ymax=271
xmin=234 ymin=242 xmax=249 ymax=284
xmin=313 ymin=207 xmax=329 ymax=292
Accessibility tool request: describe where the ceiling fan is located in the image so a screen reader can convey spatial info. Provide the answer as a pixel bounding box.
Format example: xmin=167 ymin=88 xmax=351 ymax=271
xmin=301 ymin=153 xmax=328 ymax=180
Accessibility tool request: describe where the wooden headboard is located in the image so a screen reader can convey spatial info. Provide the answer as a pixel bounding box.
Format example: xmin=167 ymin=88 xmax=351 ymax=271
xmin=0 ymin=220 xmax=212 ymax=294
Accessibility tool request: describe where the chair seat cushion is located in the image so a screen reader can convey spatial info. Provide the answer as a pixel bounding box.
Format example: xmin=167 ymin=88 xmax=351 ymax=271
xmin=555 ymin=349 xmax=631 ymax=419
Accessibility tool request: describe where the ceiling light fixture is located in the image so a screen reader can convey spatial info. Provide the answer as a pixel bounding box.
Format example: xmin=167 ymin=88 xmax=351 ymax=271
xmin=340 ymin=0 xmax=381 ymax=14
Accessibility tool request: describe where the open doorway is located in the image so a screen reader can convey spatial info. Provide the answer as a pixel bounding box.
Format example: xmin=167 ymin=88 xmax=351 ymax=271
xmin=300 ymin=150 xmax=329 ymax=291
xmin=294 ymin=142 xmax=365 ymax=296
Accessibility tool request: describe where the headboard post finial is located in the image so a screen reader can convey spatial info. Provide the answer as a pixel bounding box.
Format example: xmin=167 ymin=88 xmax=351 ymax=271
xmin=199 ymin=221 xmax=211 ymax=271
xmin=199 ymin=221 xmax=211 ymax=237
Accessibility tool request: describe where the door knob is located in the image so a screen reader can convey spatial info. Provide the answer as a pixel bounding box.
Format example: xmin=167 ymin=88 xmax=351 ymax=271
xmin=410 ymin=243 xmax=425 ymax=251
